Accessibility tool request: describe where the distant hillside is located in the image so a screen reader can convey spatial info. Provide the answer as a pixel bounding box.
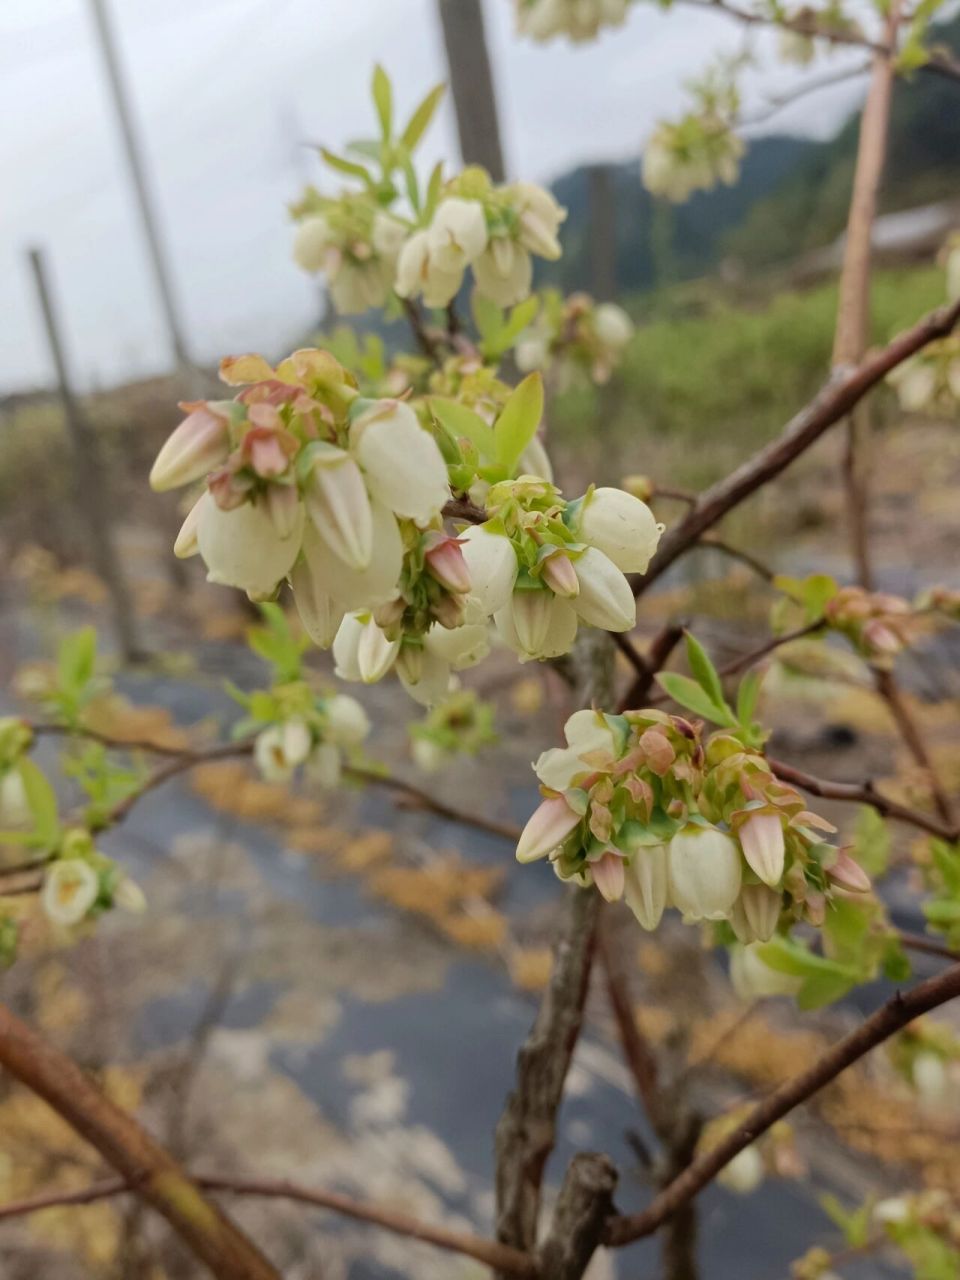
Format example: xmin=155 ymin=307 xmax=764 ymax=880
xmin=546 ymin=15 xmax=960 ymax=291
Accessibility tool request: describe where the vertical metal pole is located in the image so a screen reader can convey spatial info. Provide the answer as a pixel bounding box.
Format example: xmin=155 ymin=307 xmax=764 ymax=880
xmin=27 ymin=247 xmax=141 ymax=662
xmin=436 ymin=0 xmax=506 ymax=181
xmin=86 ymin=0 xmax=191 ymax=370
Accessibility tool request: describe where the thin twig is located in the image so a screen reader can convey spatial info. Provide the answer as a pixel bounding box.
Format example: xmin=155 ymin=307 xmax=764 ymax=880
xmin=698 ymin=536 xmax=777 ymax=583
xmin=874 ymin=668 xmax=957 ymax=828
xmin=619 ymin=623 xmax=687 ymax=710
xmin=345 ymin=765 xmax=521 ymax=842
xmin=717 ymin=618 xmax=825 ymax=677
xmin=604 ymin=960 xmax=960 ymax=1246
xmin=739 ymin=61 xmax=872 ymax=128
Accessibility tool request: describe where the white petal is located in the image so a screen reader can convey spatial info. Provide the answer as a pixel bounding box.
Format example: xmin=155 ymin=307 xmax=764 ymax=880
xmin=624 ymin=845 xmax=668 ymax=930
xmin=424 ymin=621 xmax=491 ymax=671
xmin=352 ymin=401 xmax=449 ymax=523
xmin=571 ymin=547 xmax=636 ymax=631
xmin=458 ymin=526 xmax=518 ymax=616
xmin=197 ymin=493 xmax=304 ymax=598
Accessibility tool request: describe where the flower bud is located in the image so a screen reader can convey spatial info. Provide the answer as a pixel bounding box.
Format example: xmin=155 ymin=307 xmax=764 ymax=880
xmin=149 ymin=403 xmax=230 ymax=492
xmin=333 ymin=614 xmax=399 ymax=685
xmin=196 ymin=492 xmax=304 ymax=598
xmin=624 ymin=844 xmax=668 ymax=930
xmin=424 ymin=533 xmax=472 ymax=594
xmin=718 ymin=1146 xmax=764 ymax=1195
xmin=577 ymin=487 xmax=663 ymax=574
xmin=668 ymin=824 xmax=742 ymax=921
xmin=432 ymin=593 xmax=466 ymax=630
xmin=351 ymin=400 xmax=450 ymax=524
xmin=372 ymin=212 xmax=407 ymax=262
xmin=517 ymin=795 xmax=581 ymax=863
xmin=737 ymin=812 xmax=785 ymax=887
xmin=827 ymin=851 xmax=871 ymax=894
xmin=459 ymin=526 xmax=518 ymax=615
xmin=114 ymin=877 xmax=147 ymax=913
xmin=412 ymin=737 xmax=446 ymax=772
xmin=912 ymin=1051 xmax=949 ymax=1105
xmin=541 ymin=551 xmax=580 ymax=599
xmin=42 ymin=860 xmax=99 ymax=927
xmin=304 ymin=448 xmax=374 ymax=571
xmin=590 ymin=850 xmax=626 ymax=902
xmin=324 ymin=694 xmax=370 ymax=748
xmin=593 ymin=303 xmax=633 ymax=351
xmin=730 ymin=883 xmax=781 ymax=943
xmin=571 ymin=547 xmax=636 ymax=631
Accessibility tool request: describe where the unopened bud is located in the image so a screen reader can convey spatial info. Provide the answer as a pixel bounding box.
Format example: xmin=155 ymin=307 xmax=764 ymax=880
xmin=424 ymin=533 xmax=472 ymax=595
xmin=541 ymin=551 xmax=580 ymax=599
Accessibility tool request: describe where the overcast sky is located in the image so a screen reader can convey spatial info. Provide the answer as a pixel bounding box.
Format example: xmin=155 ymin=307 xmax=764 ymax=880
xmin=1 ymin=0 xmax=869 ymax=394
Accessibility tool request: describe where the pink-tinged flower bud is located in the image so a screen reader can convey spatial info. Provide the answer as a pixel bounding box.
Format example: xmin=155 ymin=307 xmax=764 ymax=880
xmin=731 ymin=883 xmax=781 ymax=943
xmin=541 ymin=551 xmax=580 ymax=599
xmin=624 ymin=844 xmax=668 ymax=929
xmin=572 ymin=547 xmax=636 ymax=631
xmin=517 ymin=795 xmax=581 ymax=863
xmin=828 ymin=851 xmax=871 ymax=894
xmin=265 ymin=485 xmax=301 ymax=540
xmin=862 ymin=619 xmax=902 ymax=656
xmin=590 ymin=850 xmax=626 ymax=902
xmin=804 ymin=891 xmax=826 ymax=927
xmin=304 ymin=448 xmax=374 ymax=571
xmin=173 ymin=496 xmax=202 ymax=559
xmin=424 ymin=533 xmax=472 ymax=595
xmin=150 ymin=403 xmax=231 ymax=492
xmin=737 ymin=812 xmax=785 ymax=887
xmin=241 ymin=426 xmax=295 ymax=479
xmin=668 ymin=824 xmax=742 ymax=921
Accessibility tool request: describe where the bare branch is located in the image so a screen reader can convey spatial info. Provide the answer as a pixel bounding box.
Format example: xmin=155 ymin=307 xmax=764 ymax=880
xmin=634 ymin=296 xmax=960 ymax=598
xmin=345 ymin=764 xmax=521 ymax=842
xmin=873 ymin=668 xmax=957 ymax=828
xmin=739 ymin=62 xmax=872 ymax=128
xmin=605 ymin=960 xmax=960 ymax=1247
xmin=0 ymin=1002 xmax=280 ymax=1280
xmin=619 ymin=623 xmax=687 ymax=710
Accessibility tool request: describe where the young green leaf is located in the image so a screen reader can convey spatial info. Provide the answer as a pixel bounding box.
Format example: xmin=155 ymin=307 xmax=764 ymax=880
xmin=736 ymin=667 xmax=763 ymax=727
xmin=372 ymin=65 xmax=392 ymax=140
xmin=655 ymin=673 xmax=737 ymax=727
xmin=684 ymin=631 xmax=727 ymax=709
xmin=58 ymin=627 xmax=97 ymax=697
xmin=429 ymin=398 xmax=496 ymax=459
xmin=400 ymin=83 xmax=445 ymax=151
xmin=319 ymin=148 xmax=372 ymax=184
xmin=494 ymin=373 xmax=544 ymax=474
xmin=18 ymin=759 xmax=60 ymax=849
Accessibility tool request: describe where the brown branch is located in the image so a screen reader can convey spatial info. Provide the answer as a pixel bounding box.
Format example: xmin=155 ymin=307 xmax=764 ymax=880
xmin=494 ymin=888 xmax=601 ymax=1263
xmin=739 ymin=62 xmax=872 ymax=128
xmin=605 ymin=960 xmax=960 ymax=1247
xmin=597 ymin=923 xmax=661 ymax=1123
xmin=619 ymin=623 xmax=687 ymax=710
xmin=0 ymin=1172 xmax=538 ymax=1276
xmin=698 ymin=536 xmax=777 ymax=584
xmin=717 ymin=618 xmax=825 ymax=677
xmin=400 ymin=297 xmax=443 ymax=364
xmin=442 ymin=495 xmax=488 ymax=524
xmin=345 ymin=765 xmax=522 ymax=842
xmin=0 ymin=1002 xmax=280 ymax=1280
xmin=898 ymin=930 xmax=960 ymax=963
xmin=768 ymin=757 xmax=959 ymax=841
xmin=873 ymin=668 xmax=957 ymax=828
xmin=633 ymin=295 xmax=960 ymax=598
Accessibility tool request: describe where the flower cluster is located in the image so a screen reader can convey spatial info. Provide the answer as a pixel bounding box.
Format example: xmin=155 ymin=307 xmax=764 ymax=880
xmin=516 ymin=707 xmax=870 ymax=938
xmin=823 ymin=585 xmax=916 ymax=662
xmin=409 ymin=689 xmax=497 ymax=772
xmin=460 ymin=481 xmax=662 ymax=661
xmin=41 ymin=828 xmax=145 ymax=929
xmin=252 ymin=691 xmax=370 ymax=788
xmin=395 ymin=174 xmax=566 ymax=310
xmin=292 ymin=198 xmax=407 ymax=315
xmin=643 ymin=116 xmax=745 ymax=202
xmin=514 ymin=0 xmax=631 ymax=42
xmin=886 ymin=337 xmax=960 ymax=414
xmin=516 ymin=290 xmax=635 ymax=386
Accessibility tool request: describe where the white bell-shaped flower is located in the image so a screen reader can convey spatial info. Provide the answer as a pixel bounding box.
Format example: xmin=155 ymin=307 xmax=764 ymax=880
xmin=303 ymin=447 xmax=374 ymax=571
xmin=473 ymin=238 xmax=533 ymax=307
xmin=737 ymin=812 xmax=785 ymax=888
xmin=428 ymin=197 xmax=488 ymax=271
xmin=290 ymin=556 xmax=345 ymax=649
xmin=571 ymin=547 xmax=636 ymax=631
xmin=718 ymin=1146 xmax=764 ymax=1196
xmin=196 ymin=493 xmax=304 ymax=599
xmin=351 ymin=401 xmax=449 ymax=524
xmin=42 ymin=860 xmax=99 ymax=927
xmin=324 ymin=694 xmax=370 ymax=748
xmin=424 ymin=619 xmax=491 ymax=671
xmin=513 ymin=182 xmax=565 ymax=261
xmin=333 ymin=614 xmax=400 ymax=684
xmin=458 ymin=526 xmax=518 ymax=615
xmin=534 ymin=708 xmax=616 ymax=791
xmin=297 ymin=504 xmax=402 ymax=612
xmin=293 ymin=215 xmax=333 ymax=272
xmin=668 ymin=824 xmax=742 ymax=921
xmin=730 ymin=883 xmax=781 ymax=944
xmin=396 ymin=645 xmax=454 ymax=707
xmin=624 ymin=844 xmax=669 ymax=930
xmin=496 ymin=589 xmax=578 ymax=661
xmin=577 ymin=487 xmax=663 ymax=574
xmin=395 ymin=229 xmax=464 ymax=307
xmin=254 ymin=718 xmax=312 ymax=783
xmin=593 ymin=304 xmax=634 ymax=350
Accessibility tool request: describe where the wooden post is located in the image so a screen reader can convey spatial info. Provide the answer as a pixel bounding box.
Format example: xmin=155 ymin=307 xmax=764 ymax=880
xmin=436 ymin=0 xmax=506 ymax=181
xmin=27 ymin=247 xmax=142 ymax=662
xmin=587 ymin=165 xmax=617 ymax=300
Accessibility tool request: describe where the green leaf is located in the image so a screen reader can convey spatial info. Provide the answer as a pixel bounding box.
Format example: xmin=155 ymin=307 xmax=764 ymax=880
xmin=18 ymin=759 xmax=59 ymax=849
xmin=424 ymin=161 xmax=444 ymax=220
xmin=58 ymin=627 xmax=97 ymax=697
xmin=372 ymin=65 xmax=392 ymax=140
xmin=430 ymin=398 xmax=496 ymax=459
xmin=684 ymin=631 xmax=727 ymax=709
xmin=319 ymin=148 xmax=371 ymax=183
xmin=400 ymin=83 xmax=445 ymax=151
xmin=797 ymin=970 xmax=855 ymax=1010
xmin=655 ymin=673 xmax=736 ymax=727
xmin=852 ymin=805 xmax=891 ymax=877
xmin=471 ymin=293 xmax=504 ymax=342
xmin=736 ymin=668 xmax=763 ymax=727
xmin=494 ymin=373 xmax=544 ymax=473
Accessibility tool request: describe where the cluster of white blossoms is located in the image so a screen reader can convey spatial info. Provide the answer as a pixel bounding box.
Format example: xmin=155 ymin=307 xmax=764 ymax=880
xmin=150 ymin=346 xmax=664 ymax=705
xmin=514 ymin=0 xmax=630 ymax=42
xmin=886 ymin=341 xmax=960 ymax=414
xmin=253 ymin=691 xmax=370 ymax=788
xmin=516 ymin=291 xmax=635 ymax=386
xmin=460 ymin=480 xmax=663 ymax=661
xmin=516 ymin=707 xmax=870 ymax=937
xmin=642 ymin=117 xmax=745 ymax=203
xmin=40 ymin=829 xmax=145 ymax=930
xmin=294 ymin=170 xmax=566 ymax=314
